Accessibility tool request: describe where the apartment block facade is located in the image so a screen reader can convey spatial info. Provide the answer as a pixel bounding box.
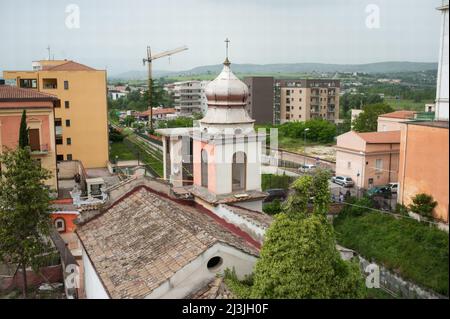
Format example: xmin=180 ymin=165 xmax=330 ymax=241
xmin=277 ymin=79 xmax=340 ymax=124
xmin=3 ymin=60 xmax=109 ymax=168
xmin=166 ymin=80 xmax=210 ymax=115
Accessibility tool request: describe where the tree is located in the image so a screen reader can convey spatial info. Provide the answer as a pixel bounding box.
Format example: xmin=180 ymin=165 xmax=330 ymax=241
xmin=0 ymin=148 xmax=53 ymax=298
xmin=409 ymin=193 xmax=438 ymax=220
xmin=19 ymin=110 xmax=29 ymax=148
xmin=251 ymin=170 xmax=365 ymax=298
xmin=352 ymin=103 xmax=394 ymax=132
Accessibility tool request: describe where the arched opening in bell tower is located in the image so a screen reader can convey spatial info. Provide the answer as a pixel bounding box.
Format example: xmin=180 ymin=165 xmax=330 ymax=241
xmin=232 ymin=151 xmax=247 ymax=192
xmin=201 ymin=149 xmax=209 ymax=188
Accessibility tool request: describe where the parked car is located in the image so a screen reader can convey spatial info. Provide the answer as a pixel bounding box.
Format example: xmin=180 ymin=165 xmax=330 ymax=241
xmin=366 ymin=186 xmax=392 ymax=198
xmin=388 ymin=182 xmax=398 ymax=194
xmin=332 ymin=176 xmax=354 ymax=187
xmin=264 ymin=188 xmax=288 ymax=203
xmin=299 ymin=164 xmax=317 ymax=173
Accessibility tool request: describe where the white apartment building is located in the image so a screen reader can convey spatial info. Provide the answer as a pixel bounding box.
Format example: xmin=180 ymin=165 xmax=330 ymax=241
xmin=167 ymin=81 xmax=210 ymax=116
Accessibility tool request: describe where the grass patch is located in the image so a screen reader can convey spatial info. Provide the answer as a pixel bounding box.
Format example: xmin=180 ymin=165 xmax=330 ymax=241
xmin=109 ymin=142 xmax=137 ymax=161
xmin=334 ymin=210 xmax=449 ymax=296
xmin=385 ymin=98 xmax=434 ymax=112
xmin=261 ymin=174 xmax=295 ymax=191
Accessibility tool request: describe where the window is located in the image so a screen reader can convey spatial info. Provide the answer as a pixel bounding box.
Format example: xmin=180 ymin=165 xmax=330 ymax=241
xmin=67 ymin=138 xmax=72 ymax=145
xmin=64 ymin=81 xmax=69 ymax=90
xmin=201 ymin=149 xmax=208 ymax=188
xmin=65 ymin=119 xmax=71 ymax=127
xmin=19 ymin=79 xmax=37 ymax=89
xmin=54 ymin=218 xmax=66 ymax=232
xmin=56 ymin=136 xmax=63 ymax=145
xmin=232 ymin=152 xmax=247 ymax=192
xmin=56 ymin=155 xmax=64 ymax=161
xmin=207 ymin=256 xmax=223 ymax=271
xmin=375 ymin=159 xmax=383 ymax=173
xmin=43 ymin=78 xmax=57 ymax=89
xmin=65 ymin=101 xmax=70 ymax=109
xmin=286 ymin=90 xmax=290 ymax=96
xmin=67 ymin=154 xmax=73 ymax=161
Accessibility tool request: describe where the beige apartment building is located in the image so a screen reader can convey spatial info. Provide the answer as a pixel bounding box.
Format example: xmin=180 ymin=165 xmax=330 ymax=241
xmin=277 ymin=79 xmax=340 ymax=124
xmin=3 ymin=60 xmax=109 ymax=168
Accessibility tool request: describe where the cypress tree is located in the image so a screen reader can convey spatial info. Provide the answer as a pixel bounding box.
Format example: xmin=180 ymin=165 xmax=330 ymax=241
xmin=19 ymin=110 xmax=29 ymax=148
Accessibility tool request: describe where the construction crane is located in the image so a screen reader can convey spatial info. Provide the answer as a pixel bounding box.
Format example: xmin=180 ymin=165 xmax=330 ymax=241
xmin=143 ymin=45 xmax=188 ymax=131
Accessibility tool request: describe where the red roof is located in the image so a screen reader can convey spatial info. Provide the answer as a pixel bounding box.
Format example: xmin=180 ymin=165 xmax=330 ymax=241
xmin=379 ymin=110 xmax=416 ymax=119
xmin=0 ymin=85 xmax=58 ymax=102
xmin=355 ymin=131 xmax=401 ymax=144
xmin=43 ymin=60 xmax=96 ymax=71
xmin=139 ymin=108 xmax=176 ymax=116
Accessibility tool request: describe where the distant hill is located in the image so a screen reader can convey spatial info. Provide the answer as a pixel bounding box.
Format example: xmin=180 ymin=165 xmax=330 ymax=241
xmin=109 ymin=61 xmax=437 ymax=80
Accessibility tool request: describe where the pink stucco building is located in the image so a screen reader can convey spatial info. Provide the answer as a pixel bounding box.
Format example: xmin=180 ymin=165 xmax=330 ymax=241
xmin=335 ymin=131 xmax=400 ymax=189
xmin=377 ymin=110 xmax=417 ymax=132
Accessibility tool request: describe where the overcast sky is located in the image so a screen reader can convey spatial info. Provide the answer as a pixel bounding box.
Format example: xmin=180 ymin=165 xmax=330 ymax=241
xmin=0 ymin=0 xmax=445 ymax=75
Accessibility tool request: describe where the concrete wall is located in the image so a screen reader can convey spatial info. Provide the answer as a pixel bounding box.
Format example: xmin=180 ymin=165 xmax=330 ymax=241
xmin=244 ymin=77 xmax=274 ymax=125
xmin=377 ymin=117 xmax=409 ymax=132
xmin=398 ymin=123 xmax=449 ymax=223
xmin=146 ymin=243 xmax=257 ymax=299
xmin=82 ymin=247 xmax=109 ymax=299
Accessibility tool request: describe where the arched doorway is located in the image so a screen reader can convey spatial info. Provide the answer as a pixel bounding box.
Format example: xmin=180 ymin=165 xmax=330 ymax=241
xmin=201 ymin=149 xmax=208 ymax=188
xmin=232 ymin=152 xmax=247 ymax=191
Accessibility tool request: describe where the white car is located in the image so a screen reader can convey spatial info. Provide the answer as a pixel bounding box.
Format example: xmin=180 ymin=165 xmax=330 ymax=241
xmin=299 ymin=164 xmax=317 ymax=173
xmin=388 ymin=182 xmax=399 ymax=193
xmin=332 ymin=176 xmax=354 ymax=187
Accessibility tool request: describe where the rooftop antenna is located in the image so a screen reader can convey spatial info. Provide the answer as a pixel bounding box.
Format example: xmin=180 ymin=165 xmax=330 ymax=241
xmin=47 ymin=45 xmax=51 ymax=60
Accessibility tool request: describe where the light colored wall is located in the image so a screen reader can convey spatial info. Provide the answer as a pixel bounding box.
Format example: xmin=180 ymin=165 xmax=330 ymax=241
xmin=4 ymin=69 xmax=109 ymax=168
xmin=436 ymin=6 xmax=449 ymax=121
xmin=377 ymin=117 xmax=410 ymax=132
xmin=0 ymin=105 xmax=57 ymax=190
xmin=82 ymin=247 xmax=109 ymax=299
xmin=146 ymin=243 xmax=257 ymax=299
xmin=336 ymin=131 xmax=399 ymax=189
xmin=398 ymin=123 xmax=449 ymax=222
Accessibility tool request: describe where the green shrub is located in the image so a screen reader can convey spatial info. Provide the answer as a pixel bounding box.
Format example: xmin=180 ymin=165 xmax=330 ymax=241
xmin=409 ymin=193 xmax=437 ymax=220
xmin=334 ymin=211 xmax=449 ymax=296
xmin=223 ymin=268 xmax=253 ymax=299
xmin=263 ymin=199 xmax=282 ymax=215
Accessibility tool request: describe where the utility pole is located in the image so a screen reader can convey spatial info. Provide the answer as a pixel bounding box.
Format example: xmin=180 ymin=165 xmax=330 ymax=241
xmin=143 ymin=45 xmax=188 ymax=131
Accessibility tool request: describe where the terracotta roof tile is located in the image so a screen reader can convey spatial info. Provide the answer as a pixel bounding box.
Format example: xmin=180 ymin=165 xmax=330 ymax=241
xmin=44 ymin=61 xmax=96 ymax=71
xmin=76 ymin=186 xmax=259 ymax=299
xmin=0 ymin=85 xmax=58 ymax=102
xmin=138 ymin=108 xmax=176 ymax=117
xmin=379 ymin=110 xmax=416 ymax=119
xmin=355 ymin=130 xmax=400 ymax=144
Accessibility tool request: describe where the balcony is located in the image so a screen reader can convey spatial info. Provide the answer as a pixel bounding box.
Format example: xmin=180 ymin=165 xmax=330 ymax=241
xmin=30 ymin=144 xmax=50 ymax=155
xmin=55 ymin=126 xmax=63 ymax=136
xmin=43 ymin=78 xmax=58 ymax=90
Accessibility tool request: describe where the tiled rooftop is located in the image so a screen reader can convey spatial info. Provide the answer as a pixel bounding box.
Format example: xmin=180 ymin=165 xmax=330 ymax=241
xmin=43 ymin=60 xmax=96 ymax=71
xmin=76 ymin=186 xmax=259 ymax=299
xmin=355 ymin=131 xmax=400 ymax=144
xmin=0 ymin=85 xmax=58 ymax=102
xmin=379 ymin=110 xmax=416 ymax=119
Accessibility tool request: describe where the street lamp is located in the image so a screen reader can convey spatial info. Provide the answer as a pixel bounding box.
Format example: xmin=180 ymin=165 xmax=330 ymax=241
xmin=303 ymin=128 xmax=310 ymax=167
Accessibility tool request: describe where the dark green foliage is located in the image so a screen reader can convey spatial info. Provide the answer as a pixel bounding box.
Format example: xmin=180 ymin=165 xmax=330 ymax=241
xmin=109 ymin=128 xmax=125 ymax=143
xmin=409 ymin=193 xmax=438 ymax=220
xmin=224 ymin=268 xmax=253 ymax=299
xmin=0 ymin=148 xmax=53 ymax=297
xmin=340 ymin=93 xmax=384 ymax=117
xmin=334 ymin=208 xmax=449 ymax=296
xmin=278 ymin=119 xmax=337 ymax=144
xmin=250 ymin=171 xmax=365 ymax=298
xmin=263 ymin=199 xmax=282 ymax=215
xmin=352 ymin=103 xmax=394 ymax=132
xmin=395 ymin=203 xmax=409 ymax=216
xmin=261 ymin=174 xmax=293 ymax=191
xmin=157 ymin=116 xmax=195 ymax=129
xmin=251 ymin=213 xmax=365 ymax=298
xmin=19 ymin=110 xmax=29 ymax=149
